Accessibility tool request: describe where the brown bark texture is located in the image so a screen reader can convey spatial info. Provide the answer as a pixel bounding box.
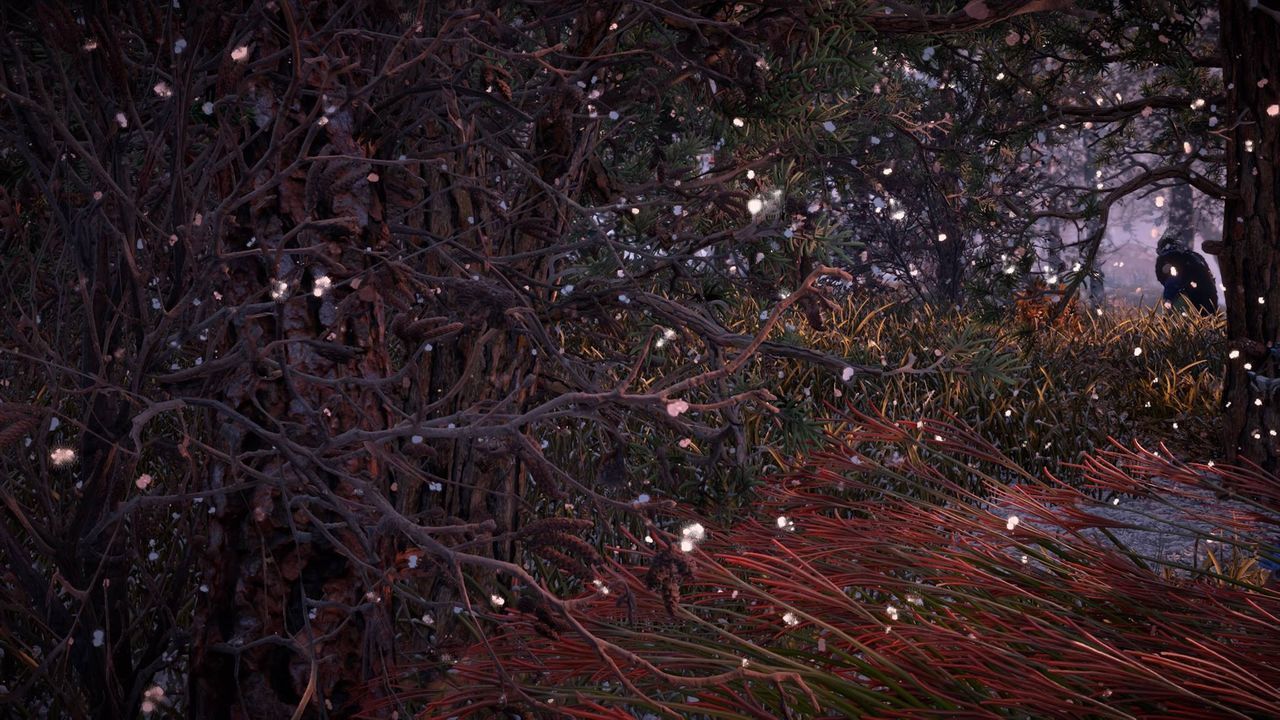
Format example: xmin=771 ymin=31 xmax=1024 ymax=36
xmin=1218 ymin=0 xmax=1280 ymax=471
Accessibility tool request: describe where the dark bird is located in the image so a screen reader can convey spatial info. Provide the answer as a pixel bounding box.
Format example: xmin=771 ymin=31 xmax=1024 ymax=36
xmin=1155 ymin=239 xmax=1218 ymax=314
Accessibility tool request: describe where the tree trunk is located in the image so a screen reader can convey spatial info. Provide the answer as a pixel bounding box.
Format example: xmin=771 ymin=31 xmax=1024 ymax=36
xmin=1217 ymin=0 xmax=1280 ymax=470
xmin=1167 ymin=181 xmax=1196 ymax=250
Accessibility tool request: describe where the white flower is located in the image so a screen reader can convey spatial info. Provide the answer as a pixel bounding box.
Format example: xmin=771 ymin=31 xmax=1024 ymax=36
xmin=776 ymin=515 xmax=789 ymax=528
xmin=1006 ymin=515 xmax=1020 ymax=531
xmin=732 ymin=117 xmax=745 ymax=127
xmin=312 ymin=275 xmax=332 ymax=297
xmin=885 ymin=605 xmax=899 ymax=621
xmin=681 ymin=523 xmax=706 ymax=541
xmin=490 ymin=594 xmax=505 ymax=607
xmin=782 ymin=611 xmax=800 ymax=626
xmin=746 ymin=197 xmax=764 ymax=214
xmin=50 ymin=447 xmax=76 ymax=466
xmin=270 ymin=279 xmax=289 ymax=301
xmin=231 ymin=45 xmax=250 ymax=62
xmin=1133 ymin=347 xmax=1143 ymax=357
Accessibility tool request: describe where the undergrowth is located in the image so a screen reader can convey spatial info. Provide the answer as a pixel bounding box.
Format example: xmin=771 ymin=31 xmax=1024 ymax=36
xmin=422 ymin=412 xmax=1280 ymax=719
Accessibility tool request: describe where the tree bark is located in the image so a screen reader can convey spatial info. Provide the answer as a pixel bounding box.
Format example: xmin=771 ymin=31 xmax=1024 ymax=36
xmin=1218 ymin=0 xmax=1280 ymax=470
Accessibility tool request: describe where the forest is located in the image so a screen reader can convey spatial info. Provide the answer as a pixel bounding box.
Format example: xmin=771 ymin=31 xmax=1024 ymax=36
xmin=0 ymin=1 xmax=1278 ymax=718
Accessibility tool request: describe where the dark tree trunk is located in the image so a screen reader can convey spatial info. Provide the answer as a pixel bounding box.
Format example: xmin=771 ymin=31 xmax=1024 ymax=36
xmin=1167 ymin=181 xmax=1196 ymax=249
xmin=1217 ymin=0 xmax=1280 ymax=470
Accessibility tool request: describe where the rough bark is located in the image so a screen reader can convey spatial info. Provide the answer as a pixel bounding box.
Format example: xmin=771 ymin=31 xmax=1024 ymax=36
xmin=1217 ymin=0 xmax=1280 ymax=469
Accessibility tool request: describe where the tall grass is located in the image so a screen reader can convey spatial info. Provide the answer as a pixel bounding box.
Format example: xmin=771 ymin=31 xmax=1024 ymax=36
xmin=732 ymin=297 xmax=1224 ymax=480
xmin=420 ymin=411 xmax=1278 ymax=719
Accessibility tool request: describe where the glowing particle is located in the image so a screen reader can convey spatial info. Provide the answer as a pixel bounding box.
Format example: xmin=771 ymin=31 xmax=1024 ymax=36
xmin=783 ymin=611 xmax=800 ymax=626
xmin=50 ymin=447 xmax=76 ymax=466
xmin=153 ymin=82 xmax=173 ymax=98
xmin=776 ymin=515 xmax=789 ymax=528
xmin=136 ymin=474 xmax=153 ymax=490
xmin=732 ymin=117 xmax=745 ymax=127
xmin=231 ymin=45 xmax=250 ymax=62
xmin=312 ymin=275 xmax=332 ymax=297
xmin=1006 ymin=515 xmax=1020 ymax=531
xmin=1229 ymin=349 xmax=1240 ymax=359
xmin=885 ymin=605 xmax=899 ymax=621
xmin=1268 ymin=105 xmax=1280 ymax=117
xmin=747 ymin=197 xmax=764 ymax=214
xmin=1133 ymin=347 xmax=1143 ymax=357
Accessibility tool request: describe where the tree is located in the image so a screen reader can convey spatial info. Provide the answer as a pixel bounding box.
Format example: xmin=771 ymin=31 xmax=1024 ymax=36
xmin=1216 ymin=0 xmax=1280 ymax=468
xmin=0 ymin=1 xmax=973 ymax=716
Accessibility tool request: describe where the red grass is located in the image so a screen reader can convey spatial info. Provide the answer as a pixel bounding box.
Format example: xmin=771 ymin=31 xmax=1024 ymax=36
xmin=418 ymin=412 xmax=1280 ymax=718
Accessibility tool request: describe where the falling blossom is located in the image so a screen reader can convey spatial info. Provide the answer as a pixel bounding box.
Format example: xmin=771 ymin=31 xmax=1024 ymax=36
xmin=231 ymin=45 xmax=250 ymax=62
xmin=312 ymin=275 xmax=332 ymax=297
xmin=153 ymin=81 xmax=173 ymax=98
xmin=1268 ymin=104 xmax=1279 ymax=117
xmin=680 ymin=522 xmax=706 ymax=553
xmin=136 ymin=473 xmax=153 ymax=490
xmin=141 ymin=686 xmax=165 ymax=714
xmin=746 ymin=197 xmax=764 ymax=214
xmin=1133 ymin=347 xmax=1143 ymax=357
xmin=666 ymin=399 xmax=690 ymax=417
xmin=1006 ymin=515 xmax=1020 ymax=531
xmin=782 ymin=611 xmax=800 ymax=626
xmin=50 ymin=447 xmax=76 ymax=466
xmin=270 ymin=279 xmax=289 ymax=301
xmin=885 ymin=605 xmax=899 ymax=621
xmin=842 ymin=366 xmax=855 ymax=382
